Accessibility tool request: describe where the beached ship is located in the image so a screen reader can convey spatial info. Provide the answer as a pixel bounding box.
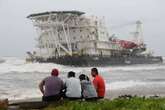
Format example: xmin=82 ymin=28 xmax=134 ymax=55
xmin=26 ymin=11 xmax=163 ymax=66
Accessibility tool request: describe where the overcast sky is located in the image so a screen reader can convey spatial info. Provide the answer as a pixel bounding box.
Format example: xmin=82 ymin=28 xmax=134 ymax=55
xmin=0 ymin=0 xmax=165 ymax=57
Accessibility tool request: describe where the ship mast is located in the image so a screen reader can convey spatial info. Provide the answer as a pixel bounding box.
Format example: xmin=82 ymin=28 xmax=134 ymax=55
xmin=133 ymin=20 xmax=144 ymax=45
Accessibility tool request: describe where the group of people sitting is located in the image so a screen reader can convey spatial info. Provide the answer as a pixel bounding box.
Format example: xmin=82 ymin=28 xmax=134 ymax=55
xmin=39 ymin=68 xmax=105 ymax=102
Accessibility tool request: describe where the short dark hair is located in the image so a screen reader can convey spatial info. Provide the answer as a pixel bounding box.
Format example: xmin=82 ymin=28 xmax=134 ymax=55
xmin=79 ymin=74 xmax=89 ymax=81
xmin=91 ymin=68 xmax=98 ymax=75
xmin=68 ymin=71 xmax=75 ymax=78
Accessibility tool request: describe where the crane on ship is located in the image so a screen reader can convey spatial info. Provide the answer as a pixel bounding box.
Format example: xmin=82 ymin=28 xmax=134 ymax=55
xmin=109 ymin=20 xmax=146 ymax=55
xmin=110 ymin=20 xmax=144 ymax=45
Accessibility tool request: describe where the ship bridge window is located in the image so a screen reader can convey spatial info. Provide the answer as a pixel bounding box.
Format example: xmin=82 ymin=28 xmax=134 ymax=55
xmin=73 ymin=36 xmax=76 ymax=40
xmin=59 ymin=37 xmax=62 ymax=41
xmin=51 ymin=44 xmax=53 ymax=48
xmin=95 ymin=21 xmax=97 ymax=25
xmin=75 ymin=44 xmax=78 ymax=50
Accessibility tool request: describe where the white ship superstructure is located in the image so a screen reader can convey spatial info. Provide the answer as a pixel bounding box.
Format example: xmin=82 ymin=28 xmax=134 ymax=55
xmin=27 ymin=11 xmax=122 ymax=59
xmin=26 ymin=11 xmax=163 ymax=66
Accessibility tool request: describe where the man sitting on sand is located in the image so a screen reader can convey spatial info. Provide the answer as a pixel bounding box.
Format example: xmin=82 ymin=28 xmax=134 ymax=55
xmin=39 ymin=68 xmax=64 ymax=102
xmin=91 ymin=68 xmax=105 ymax=98
xmin=64 ymin=71 xmax=82 ymax=99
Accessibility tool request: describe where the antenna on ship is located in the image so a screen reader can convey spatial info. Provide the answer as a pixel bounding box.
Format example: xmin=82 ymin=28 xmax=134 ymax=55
xmin=132 ymin=20 xmax=144 ymax=45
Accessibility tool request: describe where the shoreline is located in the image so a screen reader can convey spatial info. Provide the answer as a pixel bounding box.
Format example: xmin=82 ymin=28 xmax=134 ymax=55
xmin=7 ymin=94 xmax=165 ymax=110
xmin=9 ymin=86 xmax=165 ymax=104
xmin=6 ymin=86 xmax=165 ymax=110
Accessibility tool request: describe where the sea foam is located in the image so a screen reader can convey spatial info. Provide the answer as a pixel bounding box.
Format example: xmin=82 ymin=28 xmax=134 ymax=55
xmin=0 ymin=57 xmax=165 ymax=74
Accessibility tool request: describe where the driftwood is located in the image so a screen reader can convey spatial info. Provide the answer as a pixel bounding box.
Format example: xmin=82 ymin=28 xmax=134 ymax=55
xmin=9 ymin=101 xmax=48 ymax=110
xmin=0 ymin=99 xmax=8 ymax=109
xmin=7 ymin=97 xmax=103 ymax=110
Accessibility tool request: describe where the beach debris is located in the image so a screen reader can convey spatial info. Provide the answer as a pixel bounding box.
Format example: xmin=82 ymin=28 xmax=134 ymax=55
xmin=0 ymin=98 xmax=8 ymax=109
xmin=118 ymin=95 xmax=134 ymax=99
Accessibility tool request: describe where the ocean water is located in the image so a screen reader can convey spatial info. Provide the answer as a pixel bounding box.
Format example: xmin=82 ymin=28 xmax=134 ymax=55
xmin=0 ymin=57 xmax=165 ymax=100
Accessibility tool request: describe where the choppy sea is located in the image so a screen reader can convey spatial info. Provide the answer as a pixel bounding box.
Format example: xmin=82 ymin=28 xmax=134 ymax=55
xmin=0 ymin=57 xmax=165 ymax=100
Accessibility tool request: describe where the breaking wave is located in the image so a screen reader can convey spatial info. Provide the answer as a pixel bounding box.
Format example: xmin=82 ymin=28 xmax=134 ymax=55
xmin=0 ymin=57 xmax=164 ymax=100
xmin=107 ymin=80 xmax=165 ymax=90
xmin=106 ymin=80 xmax=146 ymax=90
xmin=0 ymin=57 xmax=164 ymax=74
xmin=4 ymin=80 xmax=165 ymax=100
xmin=0 ymin=88 xmax=42 ymax=100
xmin=0 ymin=57 xmax=5 ymax=64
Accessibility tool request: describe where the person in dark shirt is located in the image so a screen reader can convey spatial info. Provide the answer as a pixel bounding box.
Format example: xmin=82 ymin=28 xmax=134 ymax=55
xmin=91 ymin=68 xmax=105 ymax=98
xmin=39 ymin=68 xmax=64 ymax=102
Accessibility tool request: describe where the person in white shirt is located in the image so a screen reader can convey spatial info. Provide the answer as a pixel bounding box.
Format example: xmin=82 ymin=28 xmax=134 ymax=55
xmin=64 ymin=71 xmax=82 ymax=99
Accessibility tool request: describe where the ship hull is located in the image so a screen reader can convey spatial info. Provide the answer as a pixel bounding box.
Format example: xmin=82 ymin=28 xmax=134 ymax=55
xmin=35 ymin=55 xmax=163 ymax=67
